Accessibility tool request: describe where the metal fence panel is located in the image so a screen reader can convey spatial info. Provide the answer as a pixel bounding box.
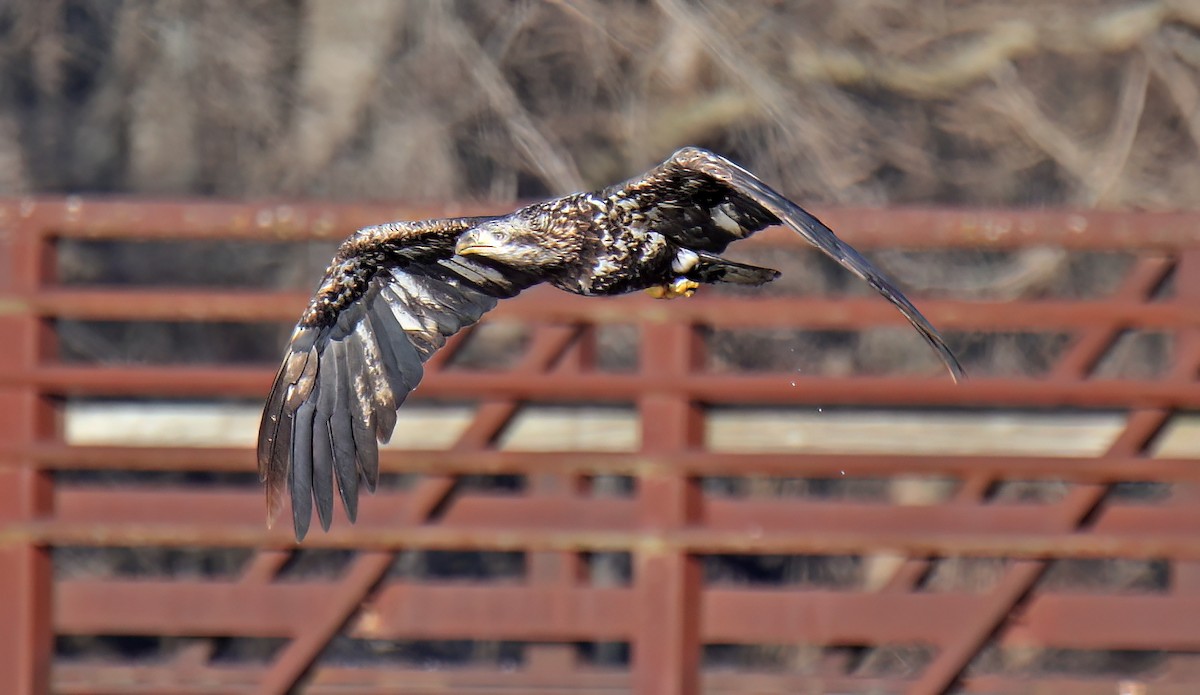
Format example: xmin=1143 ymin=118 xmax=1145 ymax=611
xmin=1 ymin=199 xmax=1198 ymax=694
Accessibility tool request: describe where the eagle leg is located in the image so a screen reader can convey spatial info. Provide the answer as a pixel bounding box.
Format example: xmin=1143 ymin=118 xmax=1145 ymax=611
xmin=645 ymin=277 xmax=700 ymax=299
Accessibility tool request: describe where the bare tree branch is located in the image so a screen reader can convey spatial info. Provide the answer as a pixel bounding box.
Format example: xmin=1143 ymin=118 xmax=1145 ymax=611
xmin=435 ymin=4 xmax=584 ymax=194
xmin=1087 ymin=53 xmax=1150 ymax=205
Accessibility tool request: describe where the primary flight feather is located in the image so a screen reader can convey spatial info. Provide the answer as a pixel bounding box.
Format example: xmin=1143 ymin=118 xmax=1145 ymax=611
xmin=259 ymin=147 xmax=965 ymax=540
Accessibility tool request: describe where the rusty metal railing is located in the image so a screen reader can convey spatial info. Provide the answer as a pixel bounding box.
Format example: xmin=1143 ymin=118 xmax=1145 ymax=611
xmin=1 ymin=199 xmax=1199 ymax=694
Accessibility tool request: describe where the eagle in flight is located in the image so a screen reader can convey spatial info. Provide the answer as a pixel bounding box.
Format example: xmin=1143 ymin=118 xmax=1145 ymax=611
xmin=259 ymin=147 xmax=965 ymax=540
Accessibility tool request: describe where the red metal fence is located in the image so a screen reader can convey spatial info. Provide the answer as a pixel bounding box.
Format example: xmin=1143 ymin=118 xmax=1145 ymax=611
xmin=2 ymin=200 xmax=1200 ymax=694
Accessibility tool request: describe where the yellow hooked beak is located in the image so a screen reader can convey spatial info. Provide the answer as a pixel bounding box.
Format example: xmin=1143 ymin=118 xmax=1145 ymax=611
xmin=454 ymin=234 xmax=484 ymax=256
xmin=455 ymin=228 xmax=507 ymax=256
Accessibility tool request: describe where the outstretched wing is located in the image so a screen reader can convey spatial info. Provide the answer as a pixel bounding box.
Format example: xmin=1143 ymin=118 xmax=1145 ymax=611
xmin=611 ymin=147 xmax=966 ymax=382
xmin=258 ymin=217 xmax=542 ymax=540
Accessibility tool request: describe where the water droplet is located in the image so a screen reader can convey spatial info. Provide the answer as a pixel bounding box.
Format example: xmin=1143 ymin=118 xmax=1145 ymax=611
xmin=790 ymin=381 xmax=796 ymax=387
xmin=840 ymin=470 xmax=846 ymax=476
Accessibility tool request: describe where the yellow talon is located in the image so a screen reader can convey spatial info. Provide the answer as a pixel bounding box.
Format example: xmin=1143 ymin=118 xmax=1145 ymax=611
xmin=645 ymin=277 xmax=699 ymax=299
xmin=672 ymin=277 xmax=699 ymax=297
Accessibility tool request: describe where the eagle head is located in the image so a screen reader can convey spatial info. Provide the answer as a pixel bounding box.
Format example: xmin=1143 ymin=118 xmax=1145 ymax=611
xmin=455 ymin=219 xmax=573 ymax=270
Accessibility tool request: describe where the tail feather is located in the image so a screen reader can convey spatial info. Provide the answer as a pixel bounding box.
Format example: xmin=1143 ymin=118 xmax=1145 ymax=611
xmin=690 ymin=252 xmax=780 ymax=286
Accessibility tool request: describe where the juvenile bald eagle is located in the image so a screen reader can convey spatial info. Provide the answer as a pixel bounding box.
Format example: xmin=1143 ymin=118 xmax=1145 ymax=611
xmin=259 ymin=147 xmax=964 ymax=540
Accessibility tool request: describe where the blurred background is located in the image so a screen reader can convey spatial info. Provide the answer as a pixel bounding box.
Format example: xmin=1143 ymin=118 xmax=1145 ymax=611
xmin=2 ymin=0 xmax=1197 ymax=206
xmin=4 ymin=1 xmax=1200 ymax=693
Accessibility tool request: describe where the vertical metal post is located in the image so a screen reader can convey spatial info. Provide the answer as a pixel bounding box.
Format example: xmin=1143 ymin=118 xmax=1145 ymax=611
xmin=633 ymin=320 xmax=703 ymax=695
xmin=527 ymin=326 xmax=591 ymax=678
xmin=1172 ymin=250 xmax=1200 ymax=593
xmin=526 ymin=473 xmax=583 ymax=676
xmin=0 ymin=204 xmax=56 ymax=694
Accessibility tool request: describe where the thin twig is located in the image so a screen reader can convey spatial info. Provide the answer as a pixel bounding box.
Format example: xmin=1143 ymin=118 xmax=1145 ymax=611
xmin=1144 ymin=36 xmax=1200 ymax=155
xmin=1087 ymin=53 xmax=1150 ymax=205
xmin=654 ymin=0 xmax=865 ymax=196
xmin=436 ymin=5 xmax=584 ymax=194
xmin=991 ymin=62 xmax=1093 ymax=183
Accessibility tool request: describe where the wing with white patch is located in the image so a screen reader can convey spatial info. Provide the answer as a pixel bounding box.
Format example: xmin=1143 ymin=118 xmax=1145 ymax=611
xmin=620 ymin=147 xmax=965 ymax=382
xmin=258 ymin=217 xmax=541 ymax=540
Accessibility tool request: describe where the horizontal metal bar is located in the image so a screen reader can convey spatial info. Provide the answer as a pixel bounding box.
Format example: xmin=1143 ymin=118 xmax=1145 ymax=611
xmin=12 ymin=287 xmax=1200 ymax=331
xmin=56 ymin=579 xmax=1200 ymax=650
xmin=53 ymin=663 xmax=634 ymax=695
xmin=13 ymin=288 xmax=305 ymax=322
xmin=4 ymin=198 xmax=506 ymax=242
xmin=9 ymin=198 xmax=1200 ymax=249
xmin=960 ymin=677 xmax=1191 ymax=695
xmin=8 ymin=521 xmax=1200 ymax=559
xmin=43 ymin=487 xmax=1200 ymax=539
xmin=11 ymin=444 xmax=1200 ymax=483
xmin=0 ymin=366 xmax=1193 ymax=408
xmin=49 ymin=664 xmax=1200 ymax=695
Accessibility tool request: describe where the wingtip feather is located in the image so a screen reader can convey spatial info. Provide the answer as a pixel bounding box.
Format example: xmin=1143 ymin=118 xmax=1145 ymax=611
xmin=260 ymin=223 xmax=520 ymax=538
xmin=690 ymin=156 xmax=968 ymax=382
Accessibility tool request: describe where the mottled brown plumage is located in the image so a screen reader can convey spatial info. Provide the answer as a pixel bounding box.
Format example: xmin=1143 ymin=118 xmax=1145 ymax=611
xmin=259 ymin=147 xmax=965 ymax=540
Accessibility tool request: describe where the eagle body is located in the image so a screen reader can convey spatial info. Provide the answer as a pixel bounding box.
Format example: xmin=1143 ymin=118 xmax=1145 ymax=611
xmin=260 ymin=146 xmax=965 ymax=540
xmin=538 ymin=193 xmax=677 ymax=296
